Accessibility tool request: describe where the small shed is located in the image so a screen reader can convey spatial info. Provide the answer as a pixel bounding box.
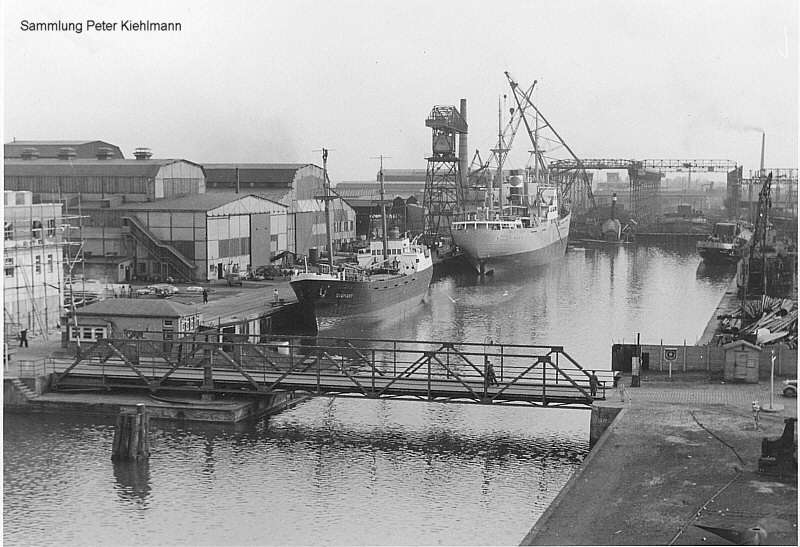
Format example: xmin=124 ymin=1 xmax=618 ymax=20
xmin=722 ymin=340 xmax=762 ymax=383
xmin=65 ymin=299 xmax=203 ymax=349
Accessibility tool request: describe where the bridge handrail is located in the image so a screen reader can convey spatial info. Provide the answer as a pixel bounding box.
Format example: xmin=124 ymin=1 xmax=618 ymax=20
xmin=51 ymin=335 xmax=613 ymax=406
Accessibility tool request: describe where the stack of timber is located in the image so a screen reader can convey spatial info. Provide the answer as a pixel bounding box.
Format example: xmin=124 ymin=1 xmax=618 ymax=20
xmin=716 ymin=297 xmax=798 ymax=348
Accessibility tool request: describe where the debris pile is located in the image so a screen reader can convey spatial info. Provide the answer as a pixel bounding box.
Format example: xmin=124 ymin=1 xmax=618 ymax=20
xmin=716 ymin=297 xmax=798 ymax=348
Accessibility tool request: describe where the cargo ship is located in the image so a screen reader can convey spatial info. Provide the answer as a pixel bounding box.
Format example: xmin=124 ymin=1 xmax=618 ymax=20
xmin=290 ymin=152 xmax=433 ymax=326
xmin=696 ymin=221 xmax=753 ymax=264
xmin=451 ymin=72 xmax=576 ymax=274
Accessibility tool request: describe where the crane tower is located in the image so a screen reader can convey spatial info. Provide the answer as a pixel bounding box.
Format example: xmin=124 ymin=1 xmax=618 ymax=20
xmin=423 ymin=104 xmax=468 ymax=248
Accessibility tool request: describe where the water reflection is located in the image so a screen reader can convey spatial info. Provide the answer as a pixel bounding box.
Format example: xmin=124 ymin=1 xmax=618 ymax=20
xmin=113 ymin=460 xmax=152 ymax=506
xmin=696 ymin=261 xmax=738 ymax=280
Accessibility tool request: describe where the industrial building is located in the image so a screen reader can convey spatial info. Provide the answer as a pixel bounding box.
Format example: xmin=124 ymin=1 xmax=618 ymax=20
xmin=119 ymin=193 xmax=287 ymax=282
xmin=203 ymin=163 xmax=356 ymax=258
xmin=3 ymin=190 xmax=66 ymax=338
xmin=334 ymin=178 xmax=424 ymax=238
xmin=3 ymin=143 xmax=358 ymax=282
xmin=4 ymin=140 xmax=124 ymax=160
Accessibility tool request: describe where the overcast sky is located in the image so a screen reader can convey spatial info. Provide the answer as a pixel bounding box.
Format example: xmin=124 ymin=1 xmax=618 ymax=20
xmin=4 ymin=0 xmax=797 ymax=182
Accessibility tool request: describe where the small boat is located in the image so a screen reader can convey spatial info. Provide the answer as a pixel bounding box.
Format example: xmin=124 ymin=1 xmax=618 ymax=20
xmin=290 ymin=152 xmax=433 ymax=327
xmin=696 ymin=221 xmax=753 ymax=264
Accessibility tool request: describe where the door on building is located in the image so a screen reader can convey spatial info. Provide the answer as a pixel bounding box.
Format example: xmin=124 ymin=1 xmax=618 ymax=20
xmin=251 ymin=213 xmax=271 ymax=267
xmin=217 ymin=263 xmax=223 ymax=279
xmin=125 ymin=266 xmax=131 ymax=281
xmin=734 ymin=351 xmax=748 ymax=380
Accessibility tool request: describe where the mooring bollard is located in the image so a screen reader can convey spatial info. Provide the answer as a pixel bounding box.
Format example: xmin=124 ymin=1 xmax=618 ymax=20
xmin=111 ymin=403 xmax=151 ymax=461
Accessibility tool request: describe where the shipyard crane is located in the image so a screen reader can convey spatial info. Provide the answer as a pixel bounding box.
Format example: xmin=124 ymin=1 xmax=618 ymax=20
xmin=505 ymin=71 xmax=599 ymax=231
xmin=739 ymin=171 xmax=773 ymax=328
xmin=422 ymin=105 xmax=468 ymax=247
xmin=749 ymin=172 xmax=773 ymax=263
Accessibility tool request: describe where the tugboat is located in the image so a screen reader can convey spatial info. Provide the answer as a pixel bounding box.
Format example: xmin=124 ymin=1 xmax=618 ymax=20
xmin=696 ymin=221 xmax=753 ymax=264
xmin=290 ymin=152 xmax=433 ymax=327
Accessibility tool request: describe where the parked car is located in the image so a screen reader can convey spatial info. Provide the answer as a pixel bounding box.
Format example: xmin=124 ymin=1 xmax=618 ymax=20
xmin=782 ymin=379 xmax=797 ymax=397
xmin=148 ymin=284 xmax=179 ymax=295
xmin=226 ymin=272 xmax=243 ymax=286
xmin=248 ymin=265 xmax=278 ymax=280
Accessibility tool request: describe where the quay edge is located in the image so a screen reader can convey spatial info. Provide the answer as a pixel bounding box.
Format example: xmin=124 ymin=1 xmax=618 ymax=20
xmin=520 ymin=378 xmax=797 ymax=546
xmin=4 ymin=373 xmax=305 ymax=424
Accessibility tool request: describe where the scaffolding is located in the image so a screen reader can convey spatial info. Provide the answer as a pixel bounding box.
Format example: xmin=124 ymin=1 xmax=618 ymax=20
xmin=3 ymin=192 xmax=71 ymax=340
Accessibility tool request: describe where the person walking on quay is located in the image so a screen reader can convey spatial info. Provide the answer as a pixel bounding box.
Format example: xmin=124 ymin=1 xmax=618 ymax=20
xmin=589 ymin=370 xmax=600 ymax=398
xmin=618 ymin=375 xmax=629 ymax=404
xmin=18 ymin=328 xmax=28 ymax=348
xmin=203 ymin=288 xmax=208 ymax=304
xmin=273 ymin=288 xmax=280 ymax=304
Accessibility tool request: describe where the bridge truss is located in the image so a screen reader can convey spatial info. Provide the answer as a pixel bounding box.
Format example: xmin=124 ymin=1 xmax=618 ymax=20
xmin=51 ymin=333 xmax=610 ymax=407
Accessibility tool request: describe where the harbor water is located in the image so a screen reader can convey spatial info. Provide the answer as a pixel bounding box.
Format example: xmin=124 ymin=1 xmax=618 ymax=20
xmin=4 ymin=242 xmax=736 ymax=545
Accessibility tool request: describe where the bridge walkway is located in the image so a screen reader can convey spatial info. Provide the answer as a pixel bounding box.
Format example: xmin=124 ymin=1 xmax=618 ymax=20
xmin=51 ymin=334 xmax=611 ymax=407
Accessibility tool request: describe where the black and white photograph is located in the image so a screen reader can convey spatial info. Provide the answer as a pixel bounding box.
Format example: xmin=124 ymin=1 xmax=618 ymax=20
xmin=3 ymin=1 xmax=798 ymax=545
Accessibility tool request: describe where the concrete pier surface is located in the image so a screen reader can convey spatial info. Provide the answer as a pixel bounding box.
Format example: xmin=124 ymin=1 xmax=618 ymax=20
xmin=522 ymin=373 xmax=797 ymax=546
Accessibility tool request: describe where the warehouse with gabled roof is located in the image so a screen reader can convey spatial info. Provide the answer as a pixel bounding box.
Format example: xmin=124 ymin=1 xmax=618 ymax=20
xmin=203 ymin=163 xmax=356 ymax=259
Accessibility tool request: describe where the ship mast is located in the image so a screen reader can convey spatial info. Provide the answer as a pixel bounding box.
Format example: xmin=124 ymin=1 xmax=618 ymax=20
xmin=378 ymin=156 xmax=389 ymax=262
xmin=490 ymin=96 xmax=509 ymax=215
xmin=321 ymin=149 xmax=335 ymax=268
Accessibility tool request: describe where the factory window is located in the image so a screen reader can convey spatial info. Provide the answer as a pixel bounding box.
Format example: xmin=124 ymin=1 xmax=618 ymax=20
xmin=32 ymin=220 xmax=43 ymax=241
xmin=5 ymin=258 xmax=14 ymax=278
xmin=47 ymin=255 xmax=54 ymax=272
xmin=4 ymin=222 xmax=13 ymax=241
xmin=47 ymin=219 xmax=56 ymax=237
xmin=35 ymin=255 xmax=41 ymax=274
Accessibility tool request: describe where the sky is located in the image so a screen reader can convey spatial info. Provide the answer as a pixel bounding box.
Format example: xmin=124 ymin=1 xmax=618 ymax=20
xmin=3 ymin=0 xmax=798 ymax=183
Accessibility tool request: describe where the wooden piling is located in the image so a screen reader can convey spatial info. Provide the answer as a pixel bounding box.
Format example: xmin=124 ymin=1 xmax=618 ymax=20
xmin=111 ymin=403 xmax=150 ymax=461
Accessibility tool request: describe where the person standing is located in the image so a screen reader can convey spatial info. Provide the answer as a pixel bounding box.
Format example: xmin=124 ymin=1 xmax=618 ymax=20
xmin=486 ymin=360 xmax=498 ymax=386
xmin=589 ymin=371 xmax=600 ymax=397
xmin=618 ymin=375 xmax=629 ymax=403
xmin=203 ymin=288 xmax=208 ymax=304
xmin=19 ymin=329 xmax=28 ymax=348
xmin=273 ymin=288 xmax=279 ymax=304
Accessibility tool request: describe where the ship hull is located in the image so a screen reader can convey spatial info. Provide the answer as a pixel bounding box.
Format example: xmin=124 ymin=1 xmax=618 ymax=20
xmin=452 ymin=215 xmax=571 ymax=271
xmin=696 ymin=242 xmax=745 ymax=264
xmin=290 ymin=267 xmax=433 ymax=323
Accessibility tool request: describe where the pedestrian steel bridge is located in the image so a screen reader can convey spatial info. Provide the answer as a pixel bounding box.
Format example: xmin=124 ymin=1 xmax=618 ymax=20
xmin=51 ymin=333 xmax=610 ymax=407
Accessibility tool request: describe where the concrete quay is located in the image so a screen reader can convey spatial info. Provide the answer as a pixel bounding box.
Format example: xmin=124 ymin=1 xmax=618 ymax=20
xmin=522 ymin=373 xmax=797 ymax=546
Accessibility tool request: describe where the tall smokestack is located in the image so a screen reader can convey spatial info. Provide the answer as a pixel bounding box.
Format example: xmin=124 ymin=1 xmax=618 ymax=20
xmin=759 ymin=133 xmax=765 ymax=175
xmin=459 ymin=98 xmax=468 ymax=186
